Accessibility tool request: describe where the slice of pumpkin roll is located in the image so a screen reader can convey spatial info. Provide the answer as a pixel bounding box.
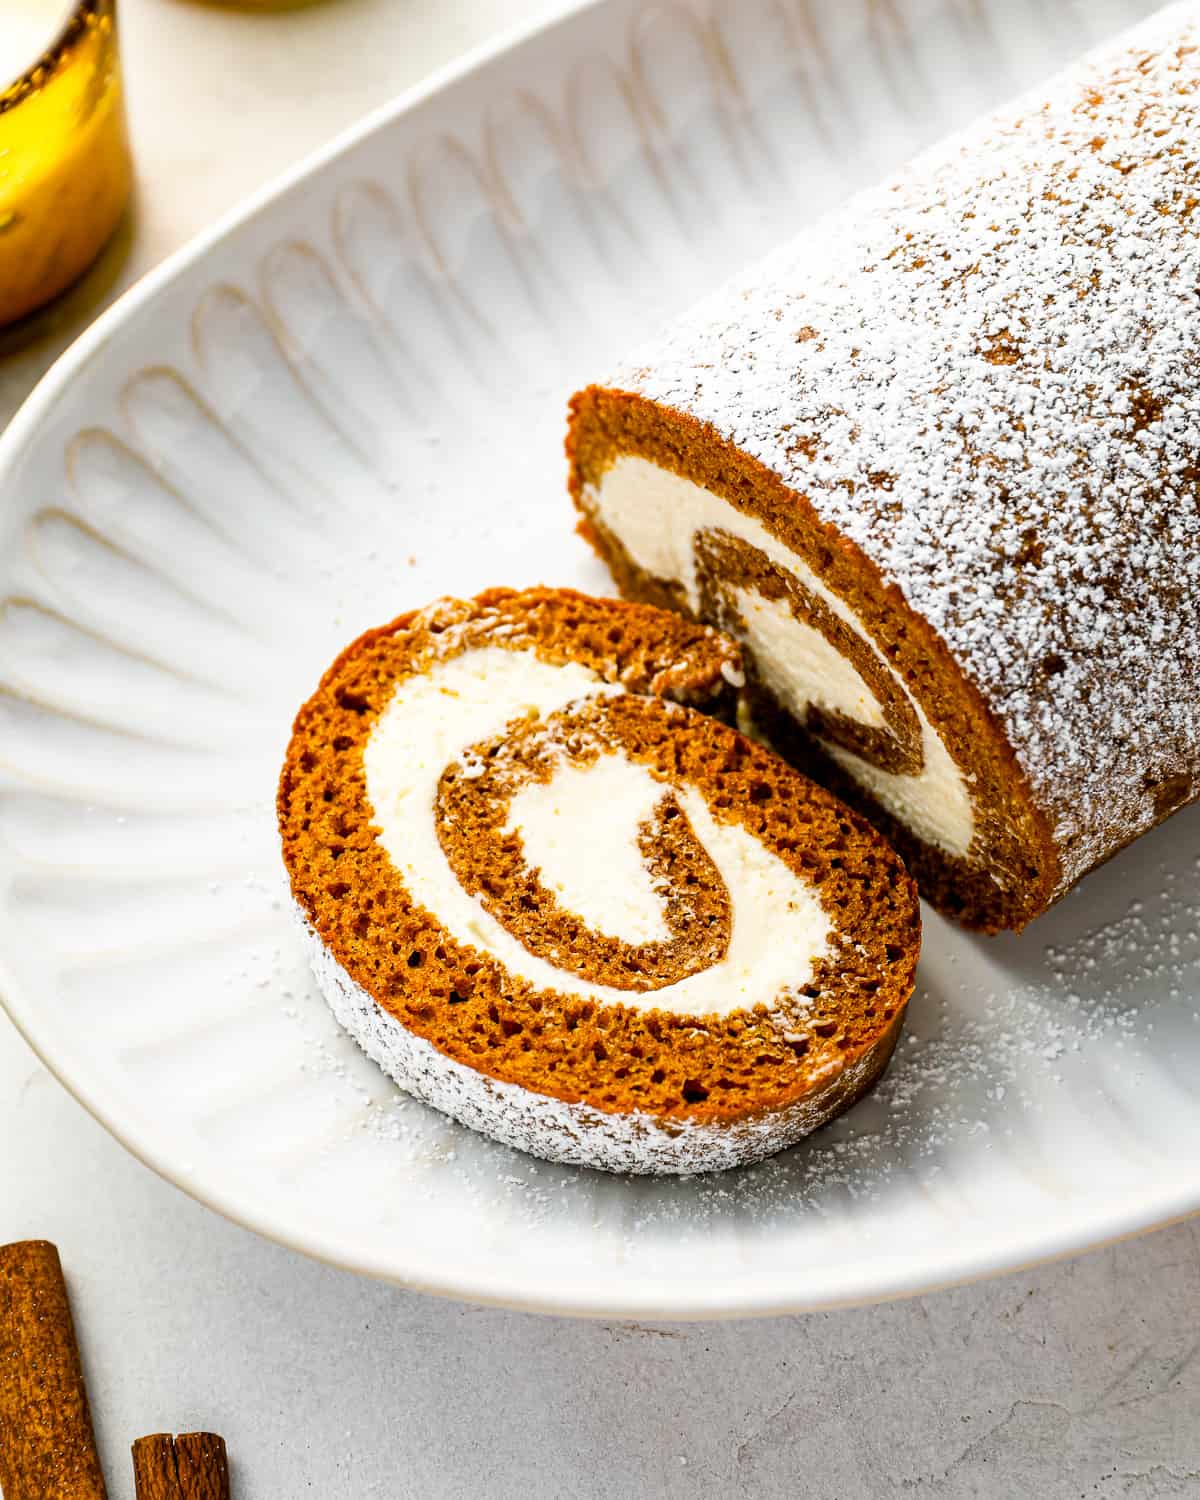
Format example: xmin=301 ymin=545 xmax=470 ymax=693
xmin=277 ymin=588 xmax=920 ymax=1175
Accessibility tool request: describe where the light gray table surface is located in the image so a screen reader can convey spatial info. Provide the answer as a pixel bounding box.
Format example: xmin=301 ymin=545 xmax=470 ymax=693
xmin=2 ymin=2 xmax=1198 ymax=1495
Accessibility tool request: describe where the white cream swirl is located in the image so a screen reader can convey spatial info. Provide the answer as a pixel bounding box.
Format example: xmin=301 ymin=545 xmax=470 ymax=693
xmin=587 ymin=455 xmax=975 ymax=858
xmin=363 ymin=645 xmax=830 ymax=1017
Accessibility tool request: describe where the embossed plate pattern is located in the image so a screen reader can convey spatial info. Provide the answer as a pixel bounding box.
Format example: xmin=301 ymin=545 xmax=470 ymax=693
xmin=0 ymin=0 xmax=1196 ymax=1317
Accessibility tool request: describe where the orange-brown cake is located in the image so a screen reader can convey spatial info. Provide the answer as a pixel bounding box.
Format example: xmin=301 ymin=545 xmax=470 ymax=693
xmin=278 ymin=589 xmax=920 ymax=1174
xmin=567 ymin=4 xmax=1200 ymax=934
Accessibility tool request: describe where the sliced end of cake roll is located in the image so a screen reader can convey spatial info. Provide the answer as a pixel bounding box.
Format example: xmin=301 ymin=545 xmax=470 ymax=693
xmin=278 ymin=588 xmax=919 ymax=1175
xmin=567 ymin=396 xmax=1050 ymax=933
xmin=567 ymin=8 xmax=1200 ymax=934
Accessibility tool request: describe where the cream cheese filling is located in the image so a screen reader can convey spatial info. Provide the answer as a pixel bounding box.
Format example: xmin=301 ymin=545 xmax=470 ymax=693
xmin=586 ymin=455 xmax=975 ymax=859
xmin=363 ymin=645 xmax=831 ymax=1016
xmin=732 ymin=586 xmax=886 ymax=730
xmin=504 ymin=754 xmax=673 ymax=945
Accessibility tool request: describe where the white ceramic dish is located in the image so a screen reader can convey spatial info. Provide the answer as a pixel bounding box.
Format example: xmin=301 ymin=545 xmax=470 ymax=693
xmin=1 ymin=0 xmax=1196 ymax=1319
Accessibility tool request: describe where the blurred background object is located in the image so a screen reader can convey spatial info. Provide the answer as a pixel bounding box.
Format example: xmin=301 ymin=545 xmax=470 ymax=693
xmin=197 ymin=0 xmax=330 ymax=11
xmin=0 ymin=0 xmax=132 ymax=329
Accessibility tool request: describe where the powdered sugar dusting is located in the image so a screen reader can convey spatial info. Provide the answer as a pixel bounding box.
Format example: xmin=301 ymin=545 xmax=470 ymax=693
xmin=621 ymin=3 xmax=1200 ymax=897
xmin=299 ymin=908 xmax=875 ymax=1176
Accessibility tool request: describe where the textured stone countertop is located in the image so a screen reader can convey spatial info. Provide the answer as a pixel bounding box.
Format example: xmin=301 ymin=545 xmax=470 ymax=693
xmin=1 ymin=1 xmax=1197 ymax=1494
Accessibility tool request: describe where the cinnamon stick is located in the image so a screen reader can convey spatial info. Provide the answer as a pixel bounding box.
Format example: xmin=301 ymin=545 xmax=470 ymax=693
xmin=132 ymin=1432 xmax=230 ymax=1500
xmin=0 ymin=1239 xmax=107 ymax=1499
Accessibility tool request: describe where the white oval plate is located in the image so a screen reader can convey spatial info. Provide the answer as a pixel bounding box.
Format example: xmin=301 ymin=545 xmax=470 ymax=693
xmin=1 ymin=0 xmax=1196 ymax=1319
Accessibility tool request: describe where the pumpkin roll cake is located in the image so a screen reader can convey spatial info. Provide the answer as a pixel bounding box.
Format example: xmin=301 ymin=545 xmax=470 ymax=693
xmin=278 ymin=589 xmax=920 ymax=1174
xmin=567 ymin=3 xmax=1200 ymax=933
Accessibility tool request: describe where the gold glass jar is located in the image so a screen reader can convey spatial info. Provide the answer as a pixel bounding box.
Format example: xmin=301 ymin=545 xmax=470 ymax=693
xmin=0 ymin=0 xmax=132 ymax=327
